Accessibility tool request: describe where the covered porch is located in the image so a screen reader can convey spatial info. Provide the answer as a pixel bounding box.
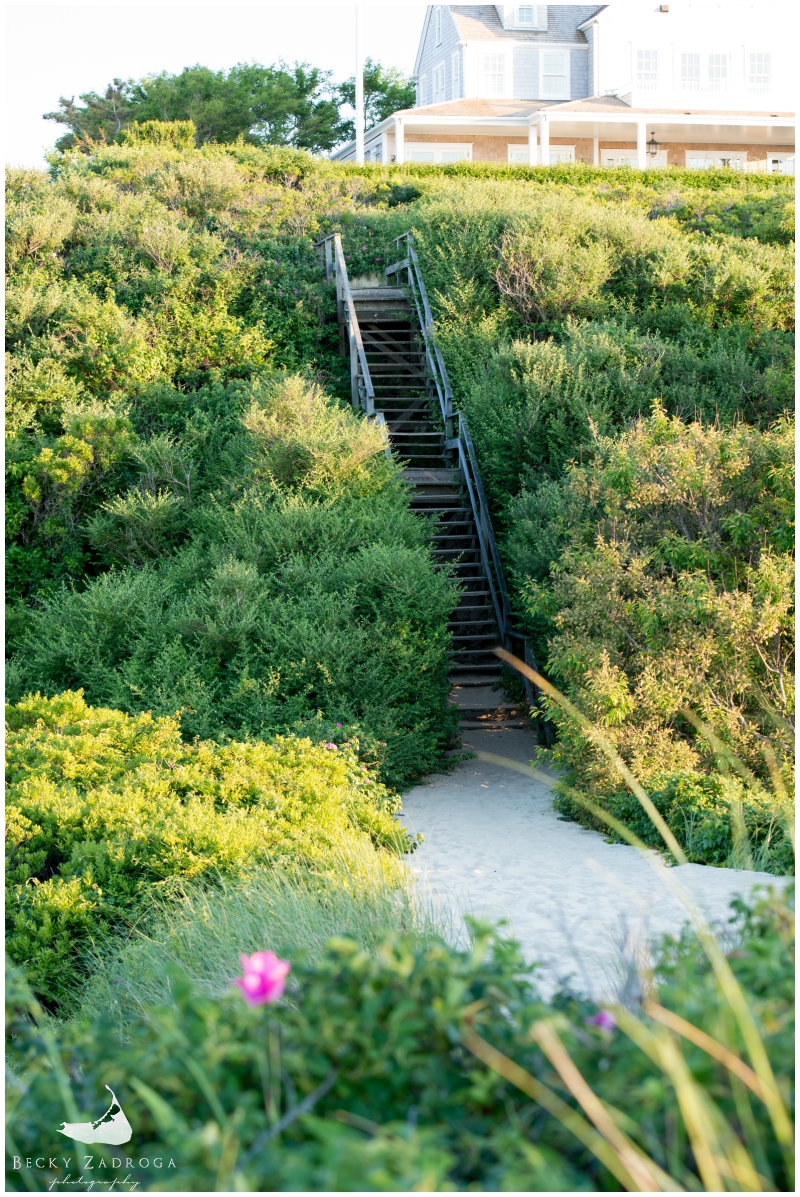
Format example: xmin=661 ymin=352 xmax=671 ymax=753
xmin=356 ymin=99 xmax=795 ymax=174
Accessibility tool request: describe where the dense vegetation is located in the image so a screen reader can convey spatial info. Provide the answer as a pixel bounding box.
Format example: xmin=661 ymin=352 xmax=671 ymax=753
xmin=8 ymin=888 xmax=794 ymax=1191
xmin=378 ymin=171 xmax=795 ymax=868
xmin=4 ymin=129 xmax=795 ymax=1192
xmin=6 ymin=690 xmax=412 ymax=1008
xmin=5 ymin=140 xmax=795 ymax=868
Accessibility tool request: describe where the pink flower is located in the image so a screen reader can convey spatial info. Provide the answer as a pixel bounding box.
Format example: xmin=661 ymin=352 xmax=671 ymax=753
xmin=235 ymin=951 xmax=290 ymax=1006
xmin=335 ymin=722 xmax=343 ymax=727
xmin=585 ymin=1010 xmax=616 ymax=1031
xmin=324 ymin=741 xmax=338 ymax=750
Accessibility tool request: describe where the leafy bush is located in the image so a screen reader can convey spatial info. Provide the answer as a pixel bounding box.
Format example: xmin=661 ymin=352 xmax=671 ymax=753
xmin=5 ymin=690 xmax=412 ymax=1008
xmin=6 ymin=888 xmax=794 ymax=1191
xmin=511 ymin=409 xmax=794 ymax=869
xmin=9 ymin=374 xmax=459 ymax=786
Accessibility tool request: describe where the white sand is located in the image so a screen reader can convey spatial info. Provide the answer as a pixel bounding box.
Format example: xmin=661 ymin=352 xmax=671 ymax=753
xmin=400 ymin=727 xmax=788 ymax=1000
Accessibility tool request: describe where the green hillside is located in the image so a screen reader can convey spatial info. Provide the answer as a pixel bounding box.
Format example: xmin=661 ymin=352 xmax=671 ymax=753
xmin=7 ymin=136 xmax=794 ymax=865
xmin=5 ymin=126 xmax=795 ymax=1196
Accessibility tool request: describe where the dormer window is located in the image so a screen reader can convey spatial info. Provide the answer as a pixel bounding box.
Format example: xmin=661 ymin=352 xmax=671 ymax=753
xmin=500 ymin=5 xmax=547 ymax=30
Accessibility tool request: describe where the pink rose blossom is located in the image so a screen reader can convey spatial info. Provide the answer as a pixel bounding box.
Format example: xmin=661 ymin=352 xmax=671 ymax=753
xmin=235 ymin=951 xmax=290 ymax=1006
xmin=324 ymin=742 xmax=338 ymax=750
xmin=585 ymin=1009 xmax=616 ymax=1031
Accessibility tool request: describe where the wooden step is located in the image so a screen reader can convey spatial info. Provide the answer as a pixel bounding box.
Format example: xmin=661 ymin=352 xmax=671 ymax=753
xmin=401 ymin=468 xmax=460 ymax=484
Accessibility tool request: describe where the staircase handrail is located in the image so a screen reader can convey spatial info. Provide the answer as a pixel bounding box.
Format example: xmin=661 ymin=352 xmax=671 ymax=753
xmin=315 ymin=232 xmax=376 ymax=416
xmin=386 ymin=234 xmax=453 ymax=437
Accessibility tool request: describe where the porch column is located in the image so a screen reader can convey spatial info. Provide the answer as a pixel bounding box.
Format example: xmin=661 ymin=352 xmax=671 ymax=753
xmin=636 ymin=118 xmax=648 ymax=170
xmin=394 ymin=117 xmax=404 ymax=164
xmin=593 ymin=136 xmax=599 ymax=166
xmin=528 ymin=119 xmax=538 ymax=166
xmin=538 ymin=114 xmax=550 ymax=165
xmin=381 ymin=130 xmax=389 ymax=164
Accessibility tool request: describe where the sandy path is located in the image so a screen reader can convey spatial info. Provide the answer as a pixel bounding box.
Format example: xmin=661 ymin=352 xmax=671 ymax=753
xmin=400 ymin=727 xmax=787 ymax=999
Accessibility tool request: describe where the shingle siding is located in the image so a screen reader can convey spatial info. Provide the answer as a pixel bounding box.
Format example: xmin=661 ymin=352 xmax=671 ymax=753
xmin=584 ymin=23 xmax=596 ymax=95
xmin=416 ymin=6 xmax=461 ymax=106
xmin=513 ymin=47 xmax=539 ymax=98
xmin=570 ymin=48 xmax=589 ymax=98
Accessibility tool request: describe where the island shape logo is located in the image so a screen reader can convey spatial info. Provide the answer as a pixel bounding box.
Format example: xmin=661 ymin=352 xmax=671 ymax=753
xmin=58 ymin=1086 xmax=132 ymax=1145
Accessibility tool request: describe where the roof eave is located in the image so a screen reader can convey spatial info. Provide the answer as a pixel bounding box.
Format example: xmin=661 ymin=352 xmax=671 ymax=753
xmin=577 ymin=6 xmax=609 ymax=32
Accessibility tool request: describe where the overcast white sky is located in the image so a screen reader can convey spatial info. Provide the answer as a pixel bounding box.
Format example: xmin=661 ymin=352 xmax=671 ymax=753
xmin=5 ymin=1 xmax=428 ymax=168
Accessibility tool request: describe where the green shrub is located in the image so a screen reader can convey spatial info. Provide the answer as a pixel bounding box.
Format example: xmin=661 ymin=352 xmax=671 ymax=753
xmin=9 ymin=374 xmax=460 ymax=786
xmin=5 ymin=690 xmax=412 ymax=1008
xmin=513 ymin=409 xmax=794 ymax=868
xmin=555 ymin=771 xmax=794 ymax=874
xmin=6 ymin=888 xmax=794 ymax=1191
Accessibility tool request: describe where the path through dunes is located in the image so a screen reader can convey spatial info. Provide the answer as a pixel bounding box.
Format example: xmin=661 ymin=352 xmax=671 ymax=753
xmin=400 ymin=726 xmax=788 ymax=1000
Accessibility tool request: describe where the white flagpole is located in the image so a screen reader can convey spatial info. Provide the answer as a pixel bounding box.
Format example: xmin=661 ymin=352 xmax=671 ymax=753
xmin=355 ymin=5 xmax=365 ymax=164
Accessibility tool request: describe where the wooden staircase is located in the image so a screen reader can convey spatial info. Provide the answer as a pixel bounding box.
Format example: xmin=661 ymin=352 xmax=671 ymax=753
xmin=351 ymin=286 xmax=503 ymax=692
xmin=316 ymin=232 xmax=550 ymax=735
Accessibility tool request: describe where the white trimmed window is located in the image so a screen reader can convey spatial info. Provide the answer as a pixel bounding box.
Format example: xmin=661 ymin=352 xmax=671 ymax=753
xmin=707 ymin=53 xmax=728 ymax=90
xmin=681 ymin=53 xmax=701 ymax=90
xmin=549 ymin=145 xmax=575 ymax=165
xmin=508 ymin=145 xmax=530 ymax=164
xmin=407 ymin=143 xmax=472 ymax=163
xmin=505 ymin=5 xmax=547 ymax=29
xmin=540 ymin=51 xmax=569 ymax=99
xmin=636 ymin=49 xmax=658 ymax=90
xmin=482 ymin=53 xmax=506 ymax=95
xmin=767 ymin=153 xmax=794 ymax=175
xmin=451 ymin=52 xmax=460 ymax=98
xmin=603 ymin=151 xmax=637 ymax=167
xmin=435 ymin=6 xmax=443 ymax=45
xmin=749 ymin=52 xmax=771 ymax=92
xmin=685 ymin=151 xmax=747 ymax=170
xmin=433 ymin=61 xmax=446 ymax=103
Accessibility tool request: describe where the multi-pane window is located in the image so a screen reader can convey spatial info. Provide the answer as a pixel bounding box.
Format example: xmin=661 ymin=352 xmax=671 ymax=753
xmin=408 ymin=144 xmax=471 ymax=164
xmin=482 ymin=53 xmax=505 ymax=95
xmin=451 ymin=52 xmax=460 ymax=98
xmin=681 ymin=52 xmax=701 ymax=89
xmin=433 ymin=61 xmax=446 ymax=103
xmin=749 ymin=52 xmax=771 ymax=92
xmin=513 ymin=5 xmax=546 ymax=27
xmin=636 ymin=49 xmax=658 ymax=90
xmin=707 ymin=53 xmax=728 ymax=90
xmin=541 ymin=51 xmax=568 ymax=98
